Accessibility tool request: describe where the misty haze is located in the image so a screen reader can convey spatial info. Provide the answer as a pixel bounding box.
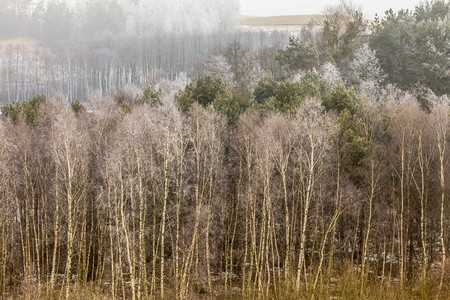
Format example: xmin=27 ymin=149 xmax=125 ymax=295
xmin=0 ymin=0 xmax=449 ymax=299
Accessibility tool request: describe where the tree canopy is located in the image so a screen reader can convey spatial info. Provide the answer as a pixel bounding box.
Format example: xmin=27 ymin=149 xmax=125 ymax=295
xmin=370 ymin=0 xmax=450 ymax=96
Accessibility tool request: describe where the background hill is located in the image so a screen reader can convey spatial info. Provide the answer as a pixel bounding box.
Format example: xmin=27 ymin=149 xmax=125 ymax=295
xmin=239 ymin=15 xmax=323 ymax=26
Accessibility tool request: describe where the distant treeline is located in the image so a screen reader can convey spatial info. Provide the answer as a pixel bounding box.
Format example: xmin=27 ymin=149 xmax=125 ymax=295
xmin=0 ymin=0 xmax=239 ymax=39
xmin=0 ymin=0 xmax=245 ymax=103
xmin=1 ymin=0 xmax=448 ymax=104
xmin=0 ymin=30 xmax=288 ymax=104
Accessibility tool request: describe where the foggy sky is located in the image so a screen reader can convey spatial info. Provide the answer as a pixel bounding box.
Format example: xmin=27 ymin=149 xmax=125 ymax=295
xmin=240 ymin=0 xmax=426 ymax=18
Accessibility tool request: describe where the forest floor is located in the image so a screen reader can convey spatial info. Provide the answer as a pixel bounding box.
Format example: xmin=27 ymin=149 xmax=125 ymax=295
xmin=5 ymin=271 xmax=450 ymax=300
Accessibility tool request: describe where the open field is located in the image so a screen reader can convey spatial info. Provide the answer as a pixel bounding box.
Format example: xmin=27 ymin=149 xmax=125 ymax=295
xmin=239 ymin=15 xmax=323 ymax=26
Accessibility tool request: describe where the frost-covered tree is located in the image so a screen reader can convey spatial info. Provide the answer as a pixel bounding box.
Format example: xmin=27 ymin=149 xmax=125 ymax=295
xmin=346 ymin=44 xmax=386 ymax=99
xmin=320 ymin=62 xmax=341 ymax=86
xmin=125 ymin=0 xmax=238 ymax=34
xmin=191 ymin=55 xmax=234 ymax=85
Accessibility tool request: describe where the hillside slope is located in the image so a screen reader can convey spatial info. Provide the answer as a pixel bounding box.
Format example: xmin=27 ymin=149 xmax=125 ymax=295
xmin=239 ymin=15 xmax=323 ymax=26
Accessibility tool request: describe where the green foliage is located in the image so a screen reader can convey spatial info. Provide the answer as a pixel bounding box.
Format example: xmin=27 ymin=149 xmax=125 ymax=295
xmin=213 ymin=86 xmax=250 ymax=124
xmin=320 ymin=9 xmax=367 ymax=68
xmin=275 ymin=36 xmax=316 ymax=77
xmin=175 ymin=88 xmax=195 ymax=113
xmin=297 ymin=70 xmax=329 ymax=98
xmin=71 ymin=99 xmax=86 ymax=115
xmin=2 ymin=102 xmax=22 ymax=124
xmin=21 ymin=95 xmax=46 ymax=126
xmin=370 ymin=1 xmax=450 ymax=95
xmin=380 ymin=114 xmax=393 ymax=142
xmin=274 ymin=81 xmax=304 ymax=114
xmin=139 ymin=85 xmax=162 ymax=107
xmin=415 ymin=84 xmax=438 ymax=113
xmin=414 ymin=0 xmax=449 ymax=22
xmin=369 ymin=9 xmax=418 ymax=90
xmin=324 ymin=82 xmax=369 ymax=184
xmin=252 ymin=96 xmax=278 ymax=115
xmin=1 ymin=95 xmax=47 ymax=126
xmin=120 ymin=102 xmax=131 ymax=114
xmin=253 ymin=71 xmax=329 ymax=115
xmin=323 ymin=82 xmax=360 ymax=114
xmin=253 ymin=75 xmax=278 ymax=104
xmin=112 ymin=89 xmax=138 ymax=110
xmin=338 ymin=12 xmax=366 ymax=64
xmin=174 ymin=76 xmax=249 ymax=123
xmin=338 ymin=109 xmax=371 ymax=183
xmin=175 ymin=76 xmax=228 ymax=112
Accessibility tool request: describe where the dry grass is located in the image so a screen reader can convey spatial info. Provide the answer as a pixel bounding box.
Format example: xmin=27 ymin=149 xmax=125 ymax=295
xmin=5 ymin=275 xmax=450 ymax=300
xmin=216 ymin=262 xmax=450 ymax=300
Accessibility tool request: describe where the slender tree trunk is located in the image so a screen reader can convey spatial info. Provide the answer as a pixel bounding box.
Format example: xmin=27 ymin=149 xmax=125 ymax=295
xmin=1 ymin=221 xmax=7 ymax=299
xmin=106 ymin=182 xmax=116 ymax=300
xmin=64 ymin=139 xmax=74 ymax=300
xmin=296 ymin=136 xmax=315 ymax=291
xmin=411 ymin=135 xmax=427 ymax=280
xmin=137 ymin=159 xmax=147 ymax=300
xmin=437 ymin=115 xmax=447 ymax=297
xmin=48 ymin=166 xmax=59 ymax=297
xmin=399 ymin=132 xmax=405 ymax=290
xmin=160 ymin=118 xmax=171 ymax=299
xmin=313 ymin=206 xmax=343 ymax=290
xmin=360 ymin=160 xmax=377 ymax=295
xmin=328 ymin=148 xmax=340 ymax=280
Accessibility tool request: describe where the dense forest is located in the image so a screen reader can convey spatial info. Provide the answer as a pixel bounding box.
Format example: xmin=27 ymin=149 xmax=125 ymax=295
xmin=0 ymin=0 xmax=450 ymax=299
xmin=0 ymin=0 xmax=274 ymax=103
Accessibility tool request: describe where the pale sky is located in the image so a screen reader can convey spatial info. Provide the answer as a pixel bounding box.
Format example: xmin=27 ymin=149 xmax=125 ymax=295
xmin=240 ymin=0 xmax=426 ymax=19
